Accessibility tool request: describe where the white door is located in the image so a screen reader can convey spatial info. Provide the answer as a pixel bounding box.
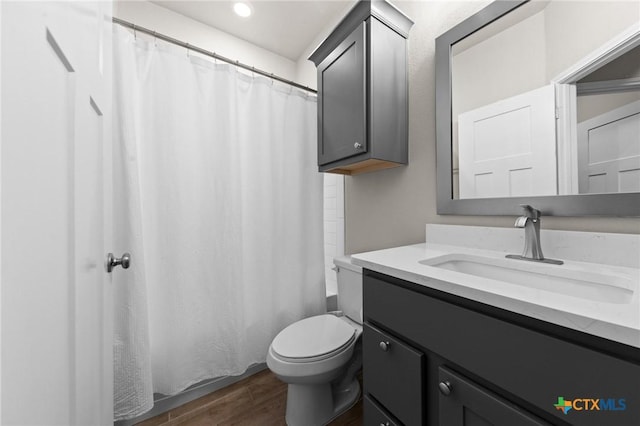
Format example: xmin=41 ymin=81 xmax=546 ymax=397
xmin=577 ymin=99 xmax=640 ymax=194
xmin=458 ymin=84 xmax=557 ymax=198
xmin=1 ymin=2 xmax=113 ymax=425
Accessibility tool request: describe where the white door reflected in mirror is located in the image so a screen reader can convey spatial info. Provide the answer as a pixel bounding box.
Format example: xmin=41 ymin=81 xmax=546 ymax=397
xmin=451 ymin=0 xmax=640 ymax=200
xmin=457 ymin=85 xmax=557 ymax=199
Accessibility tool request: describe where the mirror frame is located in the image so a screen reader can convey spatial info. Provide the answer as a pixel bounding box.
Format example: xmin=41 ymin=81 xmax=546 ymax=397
xmin=435 ymin=0 xmax=640 ymax=217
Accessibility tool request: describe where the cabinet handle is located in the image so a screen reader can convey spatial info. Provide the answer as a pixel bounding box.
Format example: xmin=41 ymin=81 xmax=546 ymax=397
xmin=354 ymin=141 xmax=362 ymax=149
xmin=438 ymin=380 xmax=452 ymax=396
xmin=379 ymin=341 xmax=390 ymax=351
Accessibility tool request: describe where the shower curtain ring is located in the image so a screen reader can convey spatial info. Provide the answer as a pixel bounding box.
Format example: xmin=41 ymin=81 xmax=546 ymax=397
xmin=270 ymin=73 xmax=274 ymax=85
xmin=152 ymin=30 xmax=157 ymax=46
xmin=186 ymin=43 xmax=190 ymax=57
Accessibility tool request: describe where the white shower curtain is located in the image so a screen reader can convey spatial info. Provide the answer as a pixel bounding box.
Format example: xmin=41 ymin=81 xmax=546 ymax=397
xmin=112 ymin=26 xmax=325 ymax=419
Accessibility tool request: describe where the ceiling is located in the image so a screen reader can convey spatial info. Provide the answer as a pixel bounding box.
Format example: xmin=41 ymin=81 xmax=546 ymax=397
xmin=149 ymin=0 xmax=356 ymax=61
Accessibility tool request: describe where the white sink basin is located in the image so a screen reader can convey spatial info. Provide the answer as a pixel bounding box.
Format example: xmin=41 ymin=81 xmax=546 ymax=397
xmin=419 ymin=253 xmax=635 ymax=304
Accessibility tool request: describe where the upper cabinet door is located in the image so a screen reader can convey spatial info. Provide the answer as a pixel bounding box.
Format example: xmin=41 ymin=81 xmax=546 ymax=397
xmin=310 ymin=1 xmax=412 ymax=175
xmin=317 ymin=21 xmax=366 ymax=166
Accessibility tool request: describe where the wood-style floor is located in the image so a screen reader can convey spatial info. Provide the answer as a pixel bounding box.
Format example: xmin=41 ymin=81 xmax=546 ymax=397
xmin=136 ymin=369 xmax=363 ymax=426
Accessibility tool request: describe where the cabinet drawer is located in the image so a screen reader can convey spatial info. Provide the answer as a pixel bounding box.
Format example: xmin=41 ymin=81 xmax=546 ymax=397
xmin=364 ymin=323 xmax=424 ymax=425
xmin=438 ymin=366 xmax=550 ymax=426
xmin=364 ymin=395 xmax=401 ymax=426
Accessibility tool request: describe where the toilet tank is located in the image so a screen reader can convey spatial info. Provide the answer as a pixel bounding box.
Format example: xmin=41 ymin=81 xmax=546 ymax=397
xmin=334 ymin=256 xmax=363 ymax=324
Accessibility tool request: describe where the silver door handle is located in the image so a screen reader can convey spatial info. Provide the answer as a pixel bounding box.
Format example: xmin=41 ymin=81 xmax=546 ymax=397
xmin=107 ymin=252 xmax=131 ymax=273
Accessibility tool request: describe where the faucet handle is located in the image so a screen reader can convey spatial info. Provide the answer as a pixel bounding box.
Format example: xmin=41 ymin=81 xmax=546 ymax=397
xmin=519 ymin=204 xmax=540 ymax=219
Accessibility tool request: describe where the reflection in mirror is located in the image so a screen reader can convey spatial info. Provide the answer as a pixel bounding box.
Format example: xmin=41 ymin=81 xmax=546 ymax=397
xmin=450 ymin=0 xmax=640 ymax=200
xmin=576 ymin=46 xmax=640 ymax=195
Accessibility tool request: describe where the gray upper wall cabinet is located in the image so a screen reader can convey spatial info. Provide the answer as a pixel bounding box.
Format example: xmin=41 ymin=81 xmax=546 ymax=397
xmin=309 ymin=0 xmax=414 ymax=175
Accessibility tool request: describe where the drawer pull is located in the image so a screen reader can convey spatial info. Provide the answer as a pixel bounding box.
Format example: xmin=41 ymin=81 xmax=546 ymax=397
xmin=379 ymin=341 xmax=390 ymax=351
xmin=438 ymin=380 xmax=452 ymax=396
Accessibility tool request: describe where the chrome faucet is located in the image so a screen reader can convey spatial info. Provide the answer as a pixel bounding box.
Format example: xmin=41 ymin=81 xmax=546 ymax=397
xmin=506 ymin=205 xmax=563 ymax=265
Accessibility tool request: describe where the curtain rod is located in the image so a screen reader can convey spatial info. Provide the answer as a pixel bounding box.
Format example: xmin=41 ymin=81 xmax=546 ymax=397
xmin=112 ymin=17 xmax=317 ymax=94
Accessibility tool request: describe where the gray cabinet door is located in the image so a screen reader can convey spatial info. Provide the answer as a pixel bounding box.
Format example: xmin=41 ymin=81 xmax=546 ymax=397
xmin=364 ymin=323 xmax=424 ymax=425
xmin=317 ymin=21 xmax=366 ymax=165
xmin=364 ymin=395 xmax=401 ymax=426
xmin=439 ymin=367 xmax=550 ymax=426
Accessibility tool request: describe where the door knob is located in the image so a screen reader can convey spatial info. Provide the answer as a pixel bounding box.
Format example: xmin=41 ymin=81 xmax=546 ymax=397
xmin=107 ymin=252 xmax=131 ymax=273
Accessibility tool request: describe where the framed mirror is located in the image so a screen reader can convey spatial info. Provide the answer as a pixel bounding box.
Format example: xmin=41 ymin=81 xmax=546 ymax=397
xmin=436 ymin=0 xmax=640 ymax=216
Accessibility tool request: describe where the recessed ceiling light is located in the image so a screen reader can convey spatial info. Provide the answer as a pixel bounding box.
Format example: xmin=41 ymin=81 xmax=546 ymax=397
xmin=233 ymin=2 xmax=252 ymax=18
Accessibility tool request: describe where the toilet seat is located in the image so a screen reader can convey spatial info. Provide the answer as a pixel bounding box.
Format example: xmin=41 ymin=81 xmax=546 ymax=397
xmin=271 ymin=314 xmax=356 ymax=363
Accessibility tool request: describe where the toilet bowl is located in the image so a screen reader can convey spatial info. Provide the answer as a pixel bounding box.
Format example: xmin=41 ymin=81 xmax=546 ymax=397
xmin=266 ymin=256 xmax=362 ymax=426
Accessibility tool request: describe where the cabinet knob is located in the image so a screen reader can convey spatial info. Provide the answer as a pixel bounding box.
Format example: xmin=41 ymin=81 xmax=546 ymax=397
xmin=379 ymin=341 xmax=390 ymax=351
xmin=354 ymin=141 xmax=362 ymax=149
xmin=380 ymin=422 xmax=390 ymax=426
xmin=438 ymin=380 xmax=452 ymax=396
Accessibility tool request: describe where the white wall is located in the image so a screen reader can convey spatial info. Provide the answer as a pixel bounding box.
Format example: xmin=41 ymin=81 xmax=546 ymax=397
xmin=452 ymin=10 xmax=547 ymax=117
xmin=114 ymin=1 xmax=297 ymax=82
xmin=115 ymin=0 xmax=358 ymax=90
xmin=323 ymin=174 xmax=345 ymax=297
xmin=544 ymin=0 xmax=640 ymax=81
xmin=294 ymin=1 xmax=356 ymax=89
xmin=578 ymin=91 xmax=640 ymax=123
xmin=0 ymin=1 xmax=3 ymax=421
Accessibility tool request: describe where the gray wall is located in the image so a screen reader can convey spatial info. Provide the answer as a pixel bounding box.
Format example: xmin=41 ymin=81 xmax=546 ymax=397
xmin=345 ymin=0 xmax=640 ymax=255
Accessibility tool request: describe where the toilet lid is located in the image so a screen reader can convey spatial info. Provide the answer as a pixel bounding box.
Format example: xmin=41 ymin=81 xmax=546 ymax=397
xmin=271 ymin=314 xmax=356 ymax=360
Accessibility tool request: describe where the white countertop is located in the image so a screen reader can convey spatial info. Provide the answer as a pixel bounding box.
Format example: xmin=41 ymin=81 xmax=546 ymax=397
xmin=351 ymin=241 xmax=640 ymax=349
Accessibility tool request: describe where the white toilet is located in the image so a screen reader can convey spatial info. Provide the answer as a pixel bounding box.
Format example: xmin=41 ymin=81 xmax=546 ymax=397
xmin=266 ymin=256 xmax=363 ymax=426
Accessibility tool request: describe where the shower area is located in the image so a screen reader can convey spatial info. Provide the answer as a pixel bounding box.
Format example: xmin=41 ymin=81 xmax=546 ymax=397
xmin=111 ymin=19 xmax=327 ymax=421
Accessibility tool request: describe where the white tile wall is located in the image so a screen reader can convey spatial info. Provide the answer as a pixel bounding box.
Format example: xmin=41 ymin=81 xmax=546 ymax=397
xmin=324 ymin=174 xmax=345 ymax=297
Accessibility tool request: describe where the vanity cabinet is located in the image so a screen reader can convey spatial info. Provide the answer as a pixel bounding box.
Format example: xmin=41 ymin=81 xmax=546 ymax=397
xmin=362 ymin=270 xmax=640 ymax=425
xmin=309 ymin=0 xmax=413 ymax=175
